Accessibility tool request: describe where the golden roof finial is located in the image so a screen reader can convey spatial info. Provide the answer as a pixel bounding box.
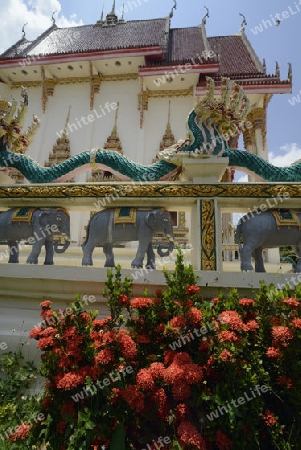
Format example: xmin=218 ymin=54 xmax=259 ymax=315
xmin=51 ymin=11 xmax=57 ymax=25
xmin=239 ymin=13 xmax=247 ymax=31
xmin=170 ymin=0 xmax=177 ymax=18
xmin=202 ymin=6 xmax=209 ymax=24
xmin=22 ymin=23 xmax=28 ymax=39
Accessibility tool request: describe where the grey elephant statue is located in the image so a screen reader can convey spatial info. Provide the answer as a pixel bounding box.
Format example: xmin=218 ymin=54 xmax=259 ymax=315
xmin=82 ymin=207 xmax=174 ymax=268
xmin=236 ymin=209 xmax=301 ymax=272
xmin=0 ymin=207 xmax=70 ymax=264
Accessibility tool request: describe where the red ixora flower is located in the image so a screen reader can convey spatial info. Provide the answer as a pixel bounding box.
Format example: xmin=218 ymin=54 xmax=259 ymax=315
xmin=188 ymin=307 xmax=203 ymax=326
xmin=56 ymin=372 xmax=83 ymax=390
xmin=239 ymin=298 xmax=255 ymax=307
xmin=277 ymin=375 xmax=293 ymax=388
xmin=177 ymin=421 xmax=206 ymax=450
xmin=244 ymin=320 xmax=259 ymax=332
xmin=217 ymin=330 xmax=239 ymax=342
xmin=219 ymin=349 xmax=234 ymax=362
xmin=271 ymin=326 xmax=293 ymax=341
xmin=117 ymin=294 xmax=130 ymax=306
xmin=266 ymin=347 xmax=281 ymax=359
xmin=283 ymin=297 xmax=300 ymax=307
xmin=170 ymin=315 xmax=187 ymax=329
xmin=131 ymin=298 xmax=153 ymax=308
xmin=186 ymin=285 xmax=200 ymax=295
xmin=291 ymin=318 xmax=301 ymax=329
xmin=136 ymin=368 xmax=156 ymax=390
xmin=9 ymin=423 xmax=31 ymax=441
xmin=218 ymin=310 xmax=245 ymax=331
xmin=263 ymin=409 xmax=277 ymax=426
xmin=215 ymin=429 xmax=233 ymax=450
xmin=40 ymin=300 xmax=52 ymax=309
xmin=29 ymin=326 xmax=43 ymax=339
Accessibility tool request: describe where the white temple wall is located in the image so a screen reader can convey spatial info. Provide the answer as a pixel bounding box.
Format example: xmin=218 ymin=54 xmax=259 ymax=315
xmin=0 ymin=82 xmax=9 ymax=100
xmin=144 ymin=96 xmax=194 ymax=163
xmin=10 ymin=83 xmax=196 ymax=172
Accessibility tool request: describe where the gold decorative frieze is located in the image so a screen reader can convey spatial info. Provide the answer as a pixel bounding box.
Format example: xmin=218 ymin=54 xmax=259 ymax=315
xmin=12 ymin=73 xmax=138 ymax=90
xmin=148 ymin=89 xmax=193 ymax=99
xmin=0 ymin=183 xmax=299 ymax=200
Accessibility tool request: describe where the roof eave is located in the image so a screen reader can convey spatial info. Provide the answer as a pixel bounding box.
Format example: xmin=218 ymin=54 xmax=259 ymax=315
xmin=0 ymin=46 xmax=164 ymax=68
xmin=139 ymin=63 xmax=220 ymax=76
xmin=196 ymin=82 xmax=292 ymax=95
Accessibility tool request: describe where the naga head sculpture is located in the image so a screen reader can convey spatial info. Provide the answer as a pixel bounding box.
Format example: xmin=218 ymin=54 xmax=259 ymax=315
xmin=0 ymin=87 xmax=40 ymax=153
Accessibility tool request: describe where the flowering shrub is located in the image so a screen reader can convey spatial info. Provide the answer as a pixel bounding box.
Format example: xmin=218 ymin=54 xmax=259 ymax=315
xmin=0 ymin=350 xmax=40 ymax=449
xmin=13 ymin=252 xmax=301 ymax=449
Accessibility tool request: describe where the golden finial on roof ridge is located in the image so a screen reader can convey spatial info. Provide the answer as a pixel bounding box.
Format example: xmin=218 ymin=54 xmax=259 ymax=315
xmin=51 ymin=11 xmax=57 ymax=25
xmin=202 ymin=6 xmax=209 ymax=24
xmin=170 ymin=1 xmax=177 ymax=18
xmin=239 ymin=13 xmax=247 ymax=31
xmin=22 ymin=23 xmax=28 ymax=39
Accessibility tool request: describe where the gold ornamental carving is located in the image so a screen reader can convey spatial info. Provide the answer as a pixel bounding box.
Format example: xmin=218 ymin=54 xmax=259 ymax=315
xmin=12 ymin=73 xmax=138 ymax=90
xmin=242 ymin=127 xmax=255 ymax=148
xmin=148 ymin=89 xmax=193 ymax=99
xmin=0 ymin=183 xmax=301 ymax=200
xmin=201 ymin=200 xmax=216 ymax=270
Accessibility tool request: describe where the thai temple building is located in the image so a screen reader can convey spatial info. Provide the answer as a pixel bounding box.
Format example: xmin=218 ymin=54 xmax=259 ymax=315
xmin=0 ymin=2 xmax=292 ymax=253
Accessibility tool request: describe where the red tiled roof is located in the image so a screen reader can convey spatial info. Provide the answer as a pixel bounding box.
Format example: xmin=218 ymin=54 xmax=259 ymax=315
xmin=0 ymin=19 xmax=169 ymax=59
xmin=208 ymin=35 xmax=262 ymax=75
xmin=0 ymin=18 xmax=289 ymax=89
xmin=168 ymin=27 xmax=207 ymax=62
xmin=1 ymin=37 xmax=34 ymax=59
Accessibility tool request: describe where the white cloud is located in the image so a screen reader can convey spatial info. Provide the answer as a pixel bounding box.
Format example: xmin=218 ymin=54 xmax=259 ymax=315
xmin=233 ymin=143 xmax=301 ymax=182
xmin=269 ymin=143 xmax=301 ymax=167
xmin=0 ymin=0 xmax=83 ymax=53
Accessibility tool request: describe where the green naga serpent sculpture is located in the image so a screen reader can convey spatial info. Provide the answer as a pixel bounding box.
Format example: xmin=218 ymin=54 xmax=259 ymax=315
xmin=0 ymin=78 xmax=300 ymax=183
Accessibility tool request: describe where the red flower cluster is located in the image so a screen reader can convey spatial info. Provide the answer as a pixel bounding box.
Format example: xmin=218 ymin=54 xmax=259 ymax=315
xmin=263 ymin=409 xmax=277 ymax=426
xmin=131 ymin=297 xmax=153 ymax=308
xmin=271 ymin=326 xmax=293 ymax=341
xmin=177 ymin=420 xmax=206 ymax=449
xmin=219 ymin=310 xmax=245 ymax=331
xmin=9 ymin=423 xmax=31 ymax=442
xmin=186 ymin=285 xmax=200 ymax=296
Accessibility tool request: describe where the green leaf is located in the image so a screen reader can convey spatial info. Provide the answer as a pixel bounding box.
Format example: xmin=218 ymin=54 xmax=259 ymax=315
xmin=109 ymin=423 xmax=126 ymax=450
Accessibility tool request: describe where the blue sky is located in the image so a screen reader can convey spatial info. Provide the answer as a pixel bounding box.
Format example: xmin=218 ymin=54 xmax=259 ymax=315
xmin=0 ymin=0 xmax=300 ymax=173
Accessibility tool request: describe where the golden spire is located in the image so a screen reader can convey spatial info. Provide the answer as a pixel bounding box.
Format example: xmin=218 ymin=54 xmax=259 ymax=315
xmin=62 ymin=106 xmax=71 ymax=139
xmin=159 ymin=101 xmax=175 ymax=152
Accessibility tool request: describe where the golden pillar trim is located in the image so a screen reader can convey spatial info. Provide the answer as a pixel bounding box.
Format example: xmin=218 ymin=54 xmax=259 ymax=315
xmin=41 ymin=67 xmax=57 ymax=112
xmin=89 ymin=62 xmax=102 ymax=110
xmin=242 ymin=127 xmax=255 ymax=148
xmin=44 ymin=78 xmax=56 ymax=97
xmin=138 ymin=78 xmax=149 ymax=129
xmin=178 ymin=211 xmax=186 ymax=228
xmin=200 ymin=199 xmax=216 ymax=270
xmin=251 ymin=108 xmax=265 ymax=130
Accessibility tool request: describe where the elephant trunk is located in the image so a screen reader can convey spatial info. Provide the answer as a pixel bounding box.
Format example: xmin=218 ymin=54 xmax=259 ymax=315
xmin=54 ymin=236 xmax=70 ymax=253
xmin=157 ymin=237 xmax=174 ymax=258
